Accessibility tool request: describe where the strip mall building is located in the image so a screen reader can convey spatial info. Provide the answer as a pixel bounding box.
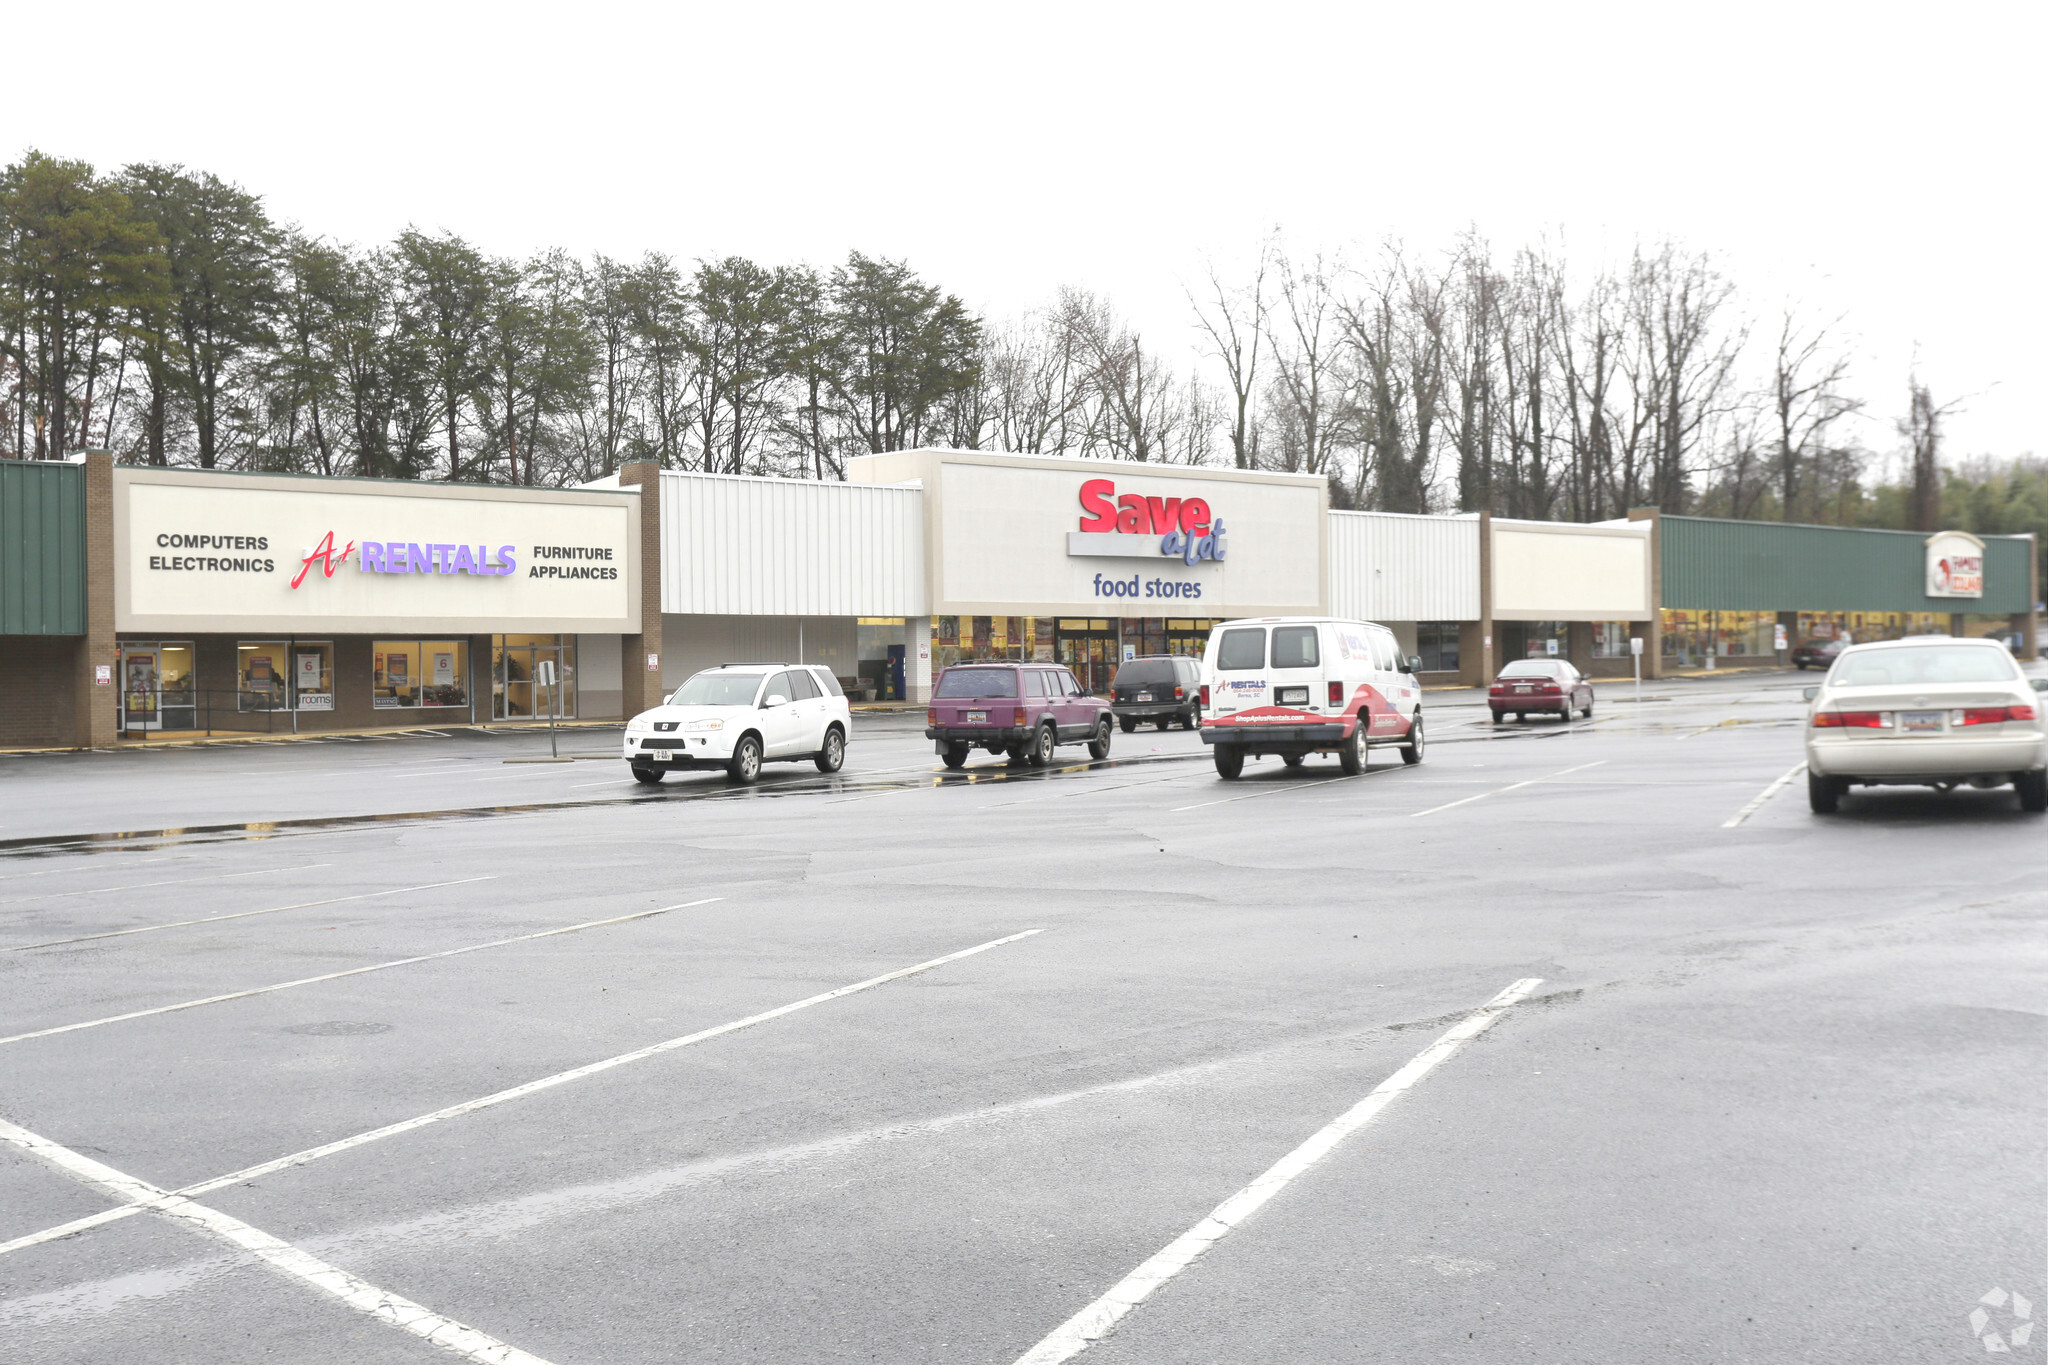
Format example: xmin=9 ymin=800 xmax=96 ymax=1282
xmin=1 ymin=448 xmax=2037 ymax=748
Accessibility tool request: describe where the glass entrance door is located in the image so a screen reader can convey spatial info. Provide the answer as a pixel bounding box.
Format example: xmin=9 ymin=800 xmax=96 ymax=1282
xmin=1054 ymin=619 xmax=1118 ymax=696
xmin=121 ymin=648 xmax=162 ymax=731
xmin=493 ymin=636 xmax=577 ymax=720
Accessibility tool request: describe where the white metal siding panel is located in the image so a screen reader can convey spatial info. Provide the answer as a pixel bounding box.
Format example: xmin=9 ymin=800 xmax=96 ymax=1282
xmin=659 ymin=472 xmax=925 ymax=616
xmin=1327 ymin=512 xmax=1480 ymax=621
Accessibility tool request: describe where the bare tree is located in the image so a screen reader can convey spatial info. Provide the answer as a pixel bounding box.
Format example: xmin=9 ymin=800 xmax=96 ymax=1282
xmin=1768 ymin=308 xmax=1862 ymax=521
xmin=1187 ymin=247 xmax=1268 ymax=469
xmin=1900 ymin=377 xmax=1961 ymax=531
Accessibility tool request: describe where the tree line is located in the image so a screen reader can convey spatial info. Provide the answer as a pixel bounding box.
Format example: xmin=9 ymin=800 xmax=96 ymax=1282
xmin=2 ymin=148 xmax=2039 ymax=565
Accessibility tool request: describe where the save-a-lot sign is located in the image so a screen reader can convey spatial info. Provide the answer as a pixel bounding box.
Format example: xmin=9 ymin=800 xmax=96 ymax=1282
xmin=114 ymin=469 xmax=639 ymax=634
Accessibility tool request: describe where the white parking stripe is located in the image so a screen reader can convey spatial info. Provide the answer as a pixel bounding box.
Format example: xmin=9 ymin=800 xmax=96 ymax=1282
xmin=0 ymin=927 xmax=1042 ymax=1254
xmin=1010 ymin=977 xmax=1544 ymax=1365
xmin=0 ymin=857 xmax=175 ymax=884
xmin=1721 ymin=762 xmax=1807 ymax=827
xmin=1409 ymin=761 xmax=1605 ymax=817
xmin=0 ymin=862 xmax=333 ymax=906
xmin=0 ymin=1116 xmax=554 ymax=1364
xmin=1169 ymin=766 xmax=1396 ymax=813
xmin=9 ymin=876 xmax=496 ymax=951
xmin=0 ymin=897 xmax=720 ymax=1044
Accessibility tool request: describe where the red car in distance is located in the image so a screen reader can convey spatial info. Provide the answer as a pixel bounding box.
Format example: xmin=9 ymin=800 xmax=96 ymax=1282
xmin=1490 ymin=659 xmax=1594 ymax=723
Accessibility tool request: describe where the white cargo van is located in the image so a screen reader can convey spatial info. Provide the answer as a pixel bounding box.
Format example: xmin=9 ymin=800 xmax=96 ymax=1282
xmin=1199 ymin=616 xmax=1424 ymax=778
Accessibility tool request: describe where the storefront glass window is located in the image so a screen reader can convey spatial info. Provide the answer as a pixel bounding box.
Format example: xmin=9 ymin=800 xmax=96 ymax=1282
xmin=377 ymin=640 xmax=470 ymax=709
xmin=1417 ymin=622 xmax=1461 ymax=672
xmin=1591 ymin=622 xmax=1633 ymax=659
xmin=492 ymin=636 xmax=570 ymax=718
xmin=238 ymin=641 xmax=291 ymax=711
xmin=292 ymin=642 xmax=335 ymax=712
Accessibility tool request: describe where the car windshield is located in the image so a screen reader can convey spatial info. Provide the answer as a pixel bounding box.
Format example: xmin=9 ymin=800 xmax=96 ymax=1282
xmin=1499 ymin=661 xmax=1562 ymax=678
xmin=668 ymin=671 xmax=764 ymax=707
xmin=1114 ymin=660 xmax=1176 ymax=685
xmin=935 ymin=668 xmax=1018 ymax=699
xmin=1831 ymin=645 xmax=2020 ymax=687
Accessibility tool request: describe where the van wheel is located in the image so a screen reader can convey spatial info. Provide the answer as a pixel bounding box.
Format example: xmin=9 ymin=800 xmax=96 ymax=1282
xmin=1028 ymin=724 xmax=1056 ymax=766
xmin=726 ymin=735 xmax=762 ymax=785
xmin=1338 ymin=716 xmax=1368 ymax=775
xmin=941 ymin=743 xmax=969 ymax=770
xmin=814 ymin=726 xmax=845 ymax=773
xmin=2018 ymin=769 xmax=2048 ymax=812
xmin=1807 ymin=770 xmax=1843 ymax=814
xmin=1213 ymin=747 xmax=1244 ymax=779
xmin=1119 ymin=716 xmax=1137 ymax=733
xmin=630 ymin=765 xmax=663 ymax=786
xmin=1282 ymin=754 xmax=1305 ymax=768
xmin=1400 ymin=713 xmax=1425 ymax=765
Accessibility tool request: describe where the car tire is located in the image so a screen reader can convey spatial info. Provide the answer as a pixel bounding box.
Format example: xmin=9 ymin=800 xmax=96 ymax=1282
xmin=1005 ymin=745 xmax=1028 ymax=765
xmin=1088 ymin=719 xmax=1113 ymax=760
xmin=630 ymin=765 xmax=662 ymax=786
xmin=1491 ymin=710 xmax=1506 ymax=724
xmin=1119 ymin=716 xmax=1137 ymax=733
xmin=1282 ymin=754 xmax=1306 ymax=768
xmin=1582 ymin=702 xmax=1594 ymax=719
xmin=1807 ymin=769 xmax=1843 ymax=814
xmin=1183 ymin=707 xmax=1199 ymax=730
xmin=1795 ymin=662 xmax=1806 ymax=670
xmin=1028 ymin=724 xmax=1055 ymax=766
xmin=726 ymin=734 xmax=762 ymax=785
xmin=2018 ymin=769 xmax=2048 ymax=812
xmin=814 ymin=726 xmax=845 ymax=773
xmin=941 ymin=743 xmax=969 ymax=770
xmin=1338 ymin=715 xmax=1367 ymax=775
xmin=1400 ymin=712 xmax=1425 ymax=765
xmin=1154 ymin=716 xmax=1171 ymax=731
xmin=1213 ymin=747 xmax=1244 ymax=779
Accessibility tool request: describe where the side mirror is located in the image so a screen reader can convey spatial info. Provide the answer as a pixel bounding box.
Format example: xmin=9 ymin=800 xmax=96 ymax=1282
xmin=1801 ymin=686 xmax=1818 ymax=701
xmin=2031 ymin=678 xmax=2048 ymax=693
xmin=763 ymin=693 xmax=789 ymax=708
xmin=1405 ymin=655 xmax=1422 ymax=674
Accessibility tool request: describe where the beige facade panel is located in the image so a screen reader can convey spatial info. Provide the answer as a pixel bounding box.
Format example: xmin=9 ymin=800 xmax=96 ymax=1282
xmin=851 ymin=448 xmax=1327 ymax=618
xmin=659 ymin=472 xmax=925 ymax=617
xmin=115 ymin=468 xmax=640 ymax=635
xmin=1491 ymin=520 xmax=1652 ymax=621
xmin=1328 ymin=511 xmax=1481 ymax=622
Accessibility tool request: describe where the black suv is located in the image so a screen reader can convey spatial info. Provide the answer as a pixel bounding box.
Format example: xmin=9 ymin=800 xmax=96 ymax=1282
xmin=1110 ymin=655 xmax=1202 ymax=731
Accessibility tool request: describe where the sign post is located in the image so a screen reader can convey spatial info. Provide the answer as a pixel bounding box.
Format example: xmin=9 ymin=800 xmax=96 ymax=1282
xmin=1630 ymin=634 xmax=1644 ymax=706
xmin=536 ymin=659 xmax=559 ymax=758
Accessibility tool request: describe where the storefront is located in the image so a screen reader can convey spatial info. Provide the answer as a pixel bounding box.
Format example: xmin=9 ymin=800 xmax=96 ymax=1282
xmin=1646 ymin=514 xmax=2040 ymax=671
xmin=111 ymin=467 xmax=641 ymax=736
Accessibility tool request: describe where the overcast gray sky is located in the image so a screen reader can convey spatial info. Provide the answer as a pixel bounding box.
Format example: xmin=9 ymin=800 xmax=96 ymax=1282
xmin=15 ymin=0 xmax=2040 ymax=466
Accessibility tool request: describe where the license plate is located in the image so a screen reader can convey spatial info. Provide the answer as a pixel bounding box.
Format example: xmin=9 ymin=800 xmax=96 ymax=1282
xmin=964 ymin=710 xmax=987 ymax=723
xmin=1900 ymin=710 xmax=1944 ymax=733
xmin=1277 ymin=687 xmax=1308 ymax=705
xmin=1513 ymin=684 xmax=1531 ymax=693
xmin=1138 ymin=692 xmax=1154 ymax=701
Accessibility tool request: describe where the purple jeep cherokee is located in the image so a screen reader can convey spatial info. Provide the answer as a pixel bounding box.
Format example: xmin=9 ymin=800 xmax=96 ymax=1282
xmin=924 ymin=663 xmax=1114 ymax=769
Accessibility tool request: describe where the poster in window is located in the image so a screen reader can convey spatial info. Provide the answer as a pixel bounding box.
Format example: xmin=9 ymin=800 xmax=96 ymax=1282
xmin=124 ymin=652 xmax=158 ymax=717
xmin=432 ymin=651 xmax=454 ymax=685
xmin=388 ymin=654 xmax=409 ymax=685
xmin=297 ymin=653 xmax=323 ymax=688
xmin=248 ymin=655 xmax=275 ymax=693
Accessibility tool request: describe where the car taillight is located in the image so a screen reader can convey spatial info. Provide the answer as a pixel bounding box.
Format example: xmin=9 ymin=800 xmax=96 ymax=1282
xmin=1013 ymin=707 xmax=1028 ymax=727
xmin=1200 ymin=685 xmax=1210 ymax=707
xmin=1958 ymin=704 xmax=2036 ymax=726
xmin=1174 ymin=686 xmax=1185 ymax=700
xmin=1327 ymin=680 xmax=1343 ymax=705
xmin=1533 ymin=683 xmax=1560 ymax=695
xmin=1812 ymin=710 xmax=1888 ymax=728
xmin=926 ymin=707 xmax=937 ymax=725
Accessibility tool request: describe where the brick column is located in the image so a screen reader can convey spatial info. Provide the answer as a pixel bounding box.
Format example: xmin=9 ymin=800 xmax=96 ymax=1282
xmin=1463 ymin=510 xmax=1495 ymax=687
xmin=73 ymin=450 xmax=118 ymax=748
xmin=618 ymin=462 xmax=664 ymax=715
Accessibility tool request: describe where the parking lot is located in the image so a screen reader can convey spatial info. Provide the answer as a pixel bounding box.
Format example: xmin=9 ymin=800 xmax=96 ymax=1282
xmin=2 ymin=669 xmax=2043 ymax=1363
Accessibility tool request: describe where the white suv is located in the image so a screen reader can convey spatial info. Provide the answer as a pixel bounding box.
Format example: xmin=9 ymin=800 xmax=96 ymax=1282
xmin=1201 ymin=616 xmax=1424 ymax=778
xmin=624 ymin=664 xmax=851 ymax=785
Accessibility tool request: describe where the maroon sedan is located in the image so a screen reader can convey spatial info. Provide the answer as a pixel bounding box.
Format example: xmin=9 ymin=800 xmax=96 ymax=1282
xmin=1490 ymin=659 xmax=1593 ymax=722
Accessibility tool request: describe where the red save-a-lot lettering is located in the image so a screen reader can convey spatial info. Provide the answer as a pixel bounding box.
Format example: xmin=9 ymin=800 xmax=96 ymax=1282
xmin=1078 ymin=478 xmax=1214 ymax=535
